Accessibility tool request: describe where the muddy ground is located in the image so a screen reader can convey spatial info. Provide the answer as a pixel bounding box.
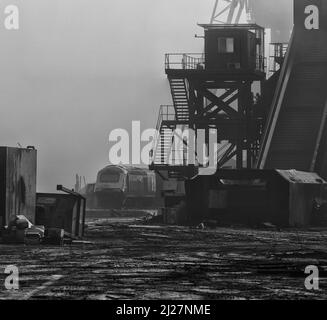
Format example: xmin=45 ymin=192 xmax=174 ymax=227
xmin=0 ymin=216 xmax=327 ymax=300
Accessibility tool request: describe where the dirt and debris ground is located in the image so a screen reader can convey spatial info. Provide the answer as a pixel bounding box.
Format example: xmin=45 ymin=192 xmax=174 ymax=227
xmin=0 ymin=215 xmax=327 ymax=300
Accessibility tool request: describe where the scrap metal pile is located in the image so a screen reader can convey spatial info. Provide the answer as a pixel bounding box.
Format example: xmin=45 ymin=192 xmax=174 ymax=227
xmin=0 ymin=215 xmax=67 ymax=246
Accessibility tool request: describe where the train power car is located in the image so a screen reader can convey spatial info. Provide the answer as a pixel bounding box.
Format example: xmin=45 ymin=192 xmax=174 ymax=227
xmin=92 ymin=165 xmax=158 ymax=209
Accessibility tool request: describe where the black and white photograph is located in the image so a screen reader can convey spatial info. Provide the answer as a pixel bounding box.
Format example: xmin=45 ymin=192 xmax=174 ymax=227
xmin=0 ymin=0 xmax=327 ymax=308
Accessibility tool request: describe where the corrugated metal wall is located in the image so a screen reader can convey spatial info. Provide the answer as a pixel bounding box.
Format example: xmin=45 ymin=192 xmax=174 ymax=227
xmin=258 ymin=0 xmax=327 ymax=172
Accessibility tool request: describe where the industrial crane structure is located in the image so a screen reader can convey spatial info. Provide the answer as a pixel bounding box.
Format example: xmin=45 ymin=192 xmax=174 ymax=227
xmin=210 ymin=0 xmax=253 ymax=24
xmin=149 ymin=0 xmax=327 ymax=226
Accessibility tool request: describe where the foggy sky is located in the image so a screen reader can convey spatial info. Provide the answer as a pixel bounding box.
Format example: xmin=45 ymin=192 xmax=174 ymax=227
xmin=0 ymin=0 xmax=292 ymax=192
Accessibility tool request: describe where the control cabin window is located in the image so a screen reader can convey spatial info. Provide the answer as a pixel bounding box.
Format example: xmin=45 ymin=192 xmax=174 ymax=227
xmin=218 ymin=37 xmax=235 ymax=53
xmin=100 ymin=172 xmax=120 ymax=183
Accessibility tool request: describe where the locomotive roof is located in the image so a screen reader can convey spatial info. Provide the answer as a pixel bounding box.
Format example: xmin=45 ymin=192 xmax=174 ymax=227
xmin=98 ymin=165 xmax=153 ymax=175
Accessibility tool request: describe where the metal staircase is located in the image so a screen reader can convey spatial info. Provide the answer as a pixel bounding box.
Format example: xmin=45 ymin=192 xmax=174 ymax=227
xmin=169 ymin=77 xmax=190 ymax=122
xmin=150 ymin=78 xmax=196 ymax=178
xmin=151 ymin=106 xmax=175 ymax=166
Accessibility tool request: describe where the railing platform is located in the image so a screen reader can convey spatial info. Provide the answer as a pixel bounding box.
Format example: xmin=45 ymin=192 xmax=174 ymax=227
xmin=165 ymin=53 xmax=266 ymax=80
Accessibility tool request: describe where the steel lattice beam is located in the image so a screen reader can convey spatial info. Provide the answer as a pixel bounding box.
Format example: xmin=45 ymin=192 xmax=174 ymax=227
xmin=210 ymin=0 xmax=252 ymax=24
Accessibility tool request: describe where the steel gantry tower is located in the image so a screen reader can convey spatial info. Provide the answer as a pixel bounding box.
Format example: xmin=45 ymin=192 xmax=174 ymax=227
xmin=149 ymin=1 xmax=267 ymax=180
xmin=150 ymin=24 xmax=266 ymax=179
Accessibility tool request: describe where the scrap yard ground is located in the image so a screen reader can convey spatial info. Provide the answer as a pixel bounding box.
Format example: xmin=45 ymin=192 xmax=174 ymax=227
xmin=1 ymin=215 xmax=327 ymax=300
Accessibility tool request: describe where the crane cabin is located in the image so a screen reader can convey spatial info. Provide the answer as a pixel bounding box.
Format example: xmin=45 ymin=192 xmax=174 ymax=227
xmin=199 ymin=24 xmax=265 ymax=75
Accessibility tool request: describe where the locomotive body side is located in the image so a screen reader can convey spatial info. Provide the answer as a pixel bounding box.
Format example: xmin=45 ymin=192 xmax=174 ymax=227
xmin=126 ymin=169 xmax=156 ymax=197
xmin=124 ymin=169 xmax=157 ymax=207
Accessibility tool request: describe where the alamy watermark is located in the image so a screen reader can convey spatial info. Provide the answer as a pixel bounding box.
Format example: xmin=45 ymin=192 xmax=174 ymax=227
xmin=2 ymin=265 xmax=19 ymax=290
xmin=108 ymin=121 xmax=219 ymax=175
xmin=304 ymin=265 xmax=320 ymax=291
xmin=2 ymin=4 xmax=19 ymax=30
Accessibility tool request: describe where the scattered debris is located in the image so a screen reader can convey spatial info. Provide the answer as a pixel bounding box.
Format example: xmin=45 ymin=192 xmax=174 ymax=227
xmin=197 ymin=223 xmax=205 ymax=230
xmin=1 ymin=215 xmax=44 ymax=244
xmin=0 ymin=215 xmax=73 ymax=246
xmin=262 ymin=222 xmax=277 ymax=229
xmin=43 ymin=228 xmax=65 ymax=245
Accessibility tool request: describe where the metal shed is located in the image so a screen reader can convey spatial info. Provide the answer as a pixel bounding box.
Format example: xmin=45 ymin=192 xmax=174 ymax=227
xmin=276 ymin=170 xmax=326 ymax=227
xmin=185 ymin=169 xmax=327 ymax=227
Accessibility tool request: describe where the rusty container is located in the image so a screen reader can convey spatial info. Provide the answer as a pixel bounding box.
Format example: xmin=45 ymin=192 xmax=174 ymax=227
xmin=0 ymin=147 xmax=37 ymax=227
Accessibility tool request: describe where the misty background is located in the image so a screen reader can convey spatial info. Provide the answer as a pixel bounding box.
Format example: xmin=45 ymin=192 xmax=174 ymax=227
xmin=0 ymin=0 xmax=292 ymax=192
